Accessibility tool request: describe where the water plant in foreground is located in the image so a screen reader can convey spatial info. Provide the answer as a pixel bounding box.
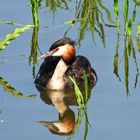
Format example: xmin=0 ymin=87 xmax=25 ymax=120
xmin=69 ymin=71 xmax=91 ymax=140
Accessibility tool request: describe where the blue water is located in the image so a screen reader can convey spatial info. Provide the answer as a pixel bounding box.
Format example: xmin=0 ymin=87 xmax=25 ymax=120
xmin=0 ymin=0 xmax=140 ymax=140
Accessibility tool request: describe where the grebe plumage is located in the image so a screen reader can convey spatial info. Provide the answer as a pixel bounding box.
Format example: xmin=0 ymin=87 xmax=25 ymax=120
xmin=35 ymin=38 xmax=97 ymax=90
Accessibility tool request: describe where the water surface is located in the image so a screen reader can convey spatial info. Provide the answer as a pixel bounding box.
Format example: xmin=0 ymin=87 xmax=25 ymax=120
xmin=0 ymin=0 xmax=140 ymax=140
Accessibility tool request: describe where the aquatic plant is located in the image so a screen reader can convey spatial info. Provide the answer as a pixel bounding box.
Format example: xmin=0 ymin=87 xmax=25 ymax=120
xmin=44 ymin=0 xmax=71 ymax=16
xmin=0 ymin=20 xmax=25 ymax=26
xmin=65 ymin=0 xmax=115 ymax=46
xmin=69 ymin=71 xmax=91 ymax=140
xmin=68 ymin=104 xmax=90 ymax=140
xmin=113 ymin=0 xmax=120 ymax=32
xmin=30 ymin=0 xmax=40 ymax=29
xmin=133 ymin=0 xmax=140 ymax=6
xmin=69 ymin=76 xmax=84 ymax=107
xmin=29 ymin=27 xmax=41 ymax=78
xmin=113 ymin=0 xmax=140 ymax=94
xmin=0 ymin=25 xmax=34 ymax=51
xmin=69 ymin=70 xmax=90 ymax=106
xmin=136 ymin=23 xmax=140 ymax=52
xmin=0 ymin=76 xmax=36 ymax=98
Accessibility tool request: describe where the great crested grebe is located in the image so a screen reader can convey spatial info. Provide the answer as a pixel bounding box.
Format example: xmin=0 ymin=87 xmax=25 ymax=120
xmin=35 ymin=37 xmax=97 ymax=90
xmin=38 ymin=89 xmax=76 ymax=135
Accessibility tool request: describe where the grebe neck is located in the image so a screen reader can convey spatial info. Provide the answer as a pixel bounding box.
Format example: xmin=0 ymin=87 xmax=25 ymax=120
xmin=47 ymin=59 xmax=68 ymax=90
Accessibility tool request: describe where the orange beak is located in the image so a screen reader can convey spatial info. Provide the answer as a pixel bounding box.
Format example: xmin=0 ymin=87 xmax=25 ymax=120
xmin=37 ymin=48 xmax=59 ymax=61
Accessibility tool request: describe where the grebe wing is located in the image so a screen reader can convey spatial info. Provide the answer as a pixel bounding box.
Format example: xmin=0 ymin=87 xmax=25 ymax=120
xmin=66 ymin=55 xmax=92 ymax=75
xmin=35 ymin=56 xmax=61 ymax=86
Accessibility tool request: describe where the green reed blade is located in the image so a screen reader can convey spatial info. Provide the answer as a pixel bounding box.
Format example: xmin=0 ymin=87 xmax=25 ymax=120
xmin=69 ymin=72 xmax=91 ymax=140
xmin=78 ymin=19 xmax=88 ymax=44
xmin=131 ymin=4 xmax=136 ymax=28
xmin=68 ymin=107 xmax=90 ymax=140
xmin=128 ymin=5 xmax=136 ymax=36
xmin=64 ymin=26 xmax=72 ymax=37
xmin=46 ymin=0 xmax=58 ymax=16
xmin=30 ymin=0 xmax=39 ymax=29
xmin=124 ymin=0 xmax=129 ymax=35
xmin=64 ymin=19 xmax=75 ymax=25
xmin=29 ymin=28 xmax=39 ymax=65
xmin=133 ymin=0 xmax=140 ymax=6
xmin=78 ymin=0 xmax=89 ymax=44
xmin=81 ymin=0 xmax=89 ymax=18
xmin=89 ymin=0 xmax=94 ymax=28
xmin=0 ymin=20 xmax=25 ymax=26
xmin=84 ymin=117 xmax=88 ymax=140
xmin=0 ymin=76 xmax=36 ymax=98
xmin=113 ymin=33 xmax=121 ymax=81
xmin=68 ymin=109 xmax=83 ymax=140
xmin=61 ymin=0 xmax=70 ymax=9
xmin=113 ymin=0 xmax=119 ymax=19
xmin=113 ymin=0 xmax=120 ymax=32
xmin=76 ymin=0 xmax=82 ymax=17
xmin=95 ymin=27 xmax=102 ymax=39
xmin=136 ymin=23 xmax=140 ymax=37
xmin=37 ymin=0 xmax=43 ymax=7
xmin=127 ymin=36 xmax=132 ymax=56
xmin=97 ymin=0 xmax=114 ymax=24
xmin=96 ymin=10 xmax=106 ymax=47
xmin=64 ymin=18 xmax=83 ymax=26
xmin=124 ymin=46 xmax=129 ymax=95
xmin=69 ymin=76 xmax=84 ymax=106
xmin=136 ymin=23 xmax=140 ymax=52
xmin=83 ymin=106 xmax=92 ymax=140
xmin=124 ymin=0 xmax=129 ymax=23
xmin=104 ymin=24 xmax=117 ymax=28
xmin=128 ymin=19 xmax=132 ymax=37
xmin=89 ymin=0 xmax=95 ymax=41
xmin=83 ymin=71 xmax=89 ymax=104
xmin=132 ymin=44 xmax=139 ymax=88
xmin=127 ymin=4 xmax=137 ymax=56
xmin=45 ymin=0 xmax=70 ymax=16
xmin=0 ymin=25 xmax=34 ymax=51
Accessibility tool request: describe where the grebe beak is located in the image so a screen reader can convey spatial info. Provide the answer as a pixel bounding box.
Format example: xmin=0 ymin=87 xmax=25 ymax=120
xmin=37 ymin=48 xmax=59 ymax=61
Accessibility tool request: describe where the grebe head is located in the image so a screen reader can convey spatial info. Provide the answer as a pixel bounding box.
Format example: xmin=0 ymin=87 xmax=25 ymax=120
xmin=38 ymin=38 xmax=76 ymax=65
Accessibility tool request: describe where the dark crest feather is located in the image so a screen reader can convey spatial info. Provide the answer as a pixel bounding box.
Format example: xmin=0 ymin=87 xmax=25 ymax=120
xmin=49 ymin=37 xmax=76 ymax=51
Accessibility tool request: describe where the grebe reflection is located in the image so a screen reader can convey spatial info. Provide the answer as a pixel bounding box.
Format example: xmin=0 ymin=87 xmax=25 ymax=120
xmin=35 ymin=85 xmax=92 ymax=135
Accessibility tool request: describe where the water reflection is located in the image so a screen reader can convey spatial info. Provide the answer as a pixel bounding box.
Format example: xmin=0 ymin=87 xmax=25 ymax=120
xmin=35 ymin=85 xmax=92 ymax=138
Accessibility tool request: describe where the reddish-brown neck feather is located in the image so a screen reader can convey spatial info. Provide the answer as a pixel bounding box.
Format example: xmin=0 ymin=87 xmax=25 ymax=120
xmin=62 ymin=44 xmax=76 ymax=65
